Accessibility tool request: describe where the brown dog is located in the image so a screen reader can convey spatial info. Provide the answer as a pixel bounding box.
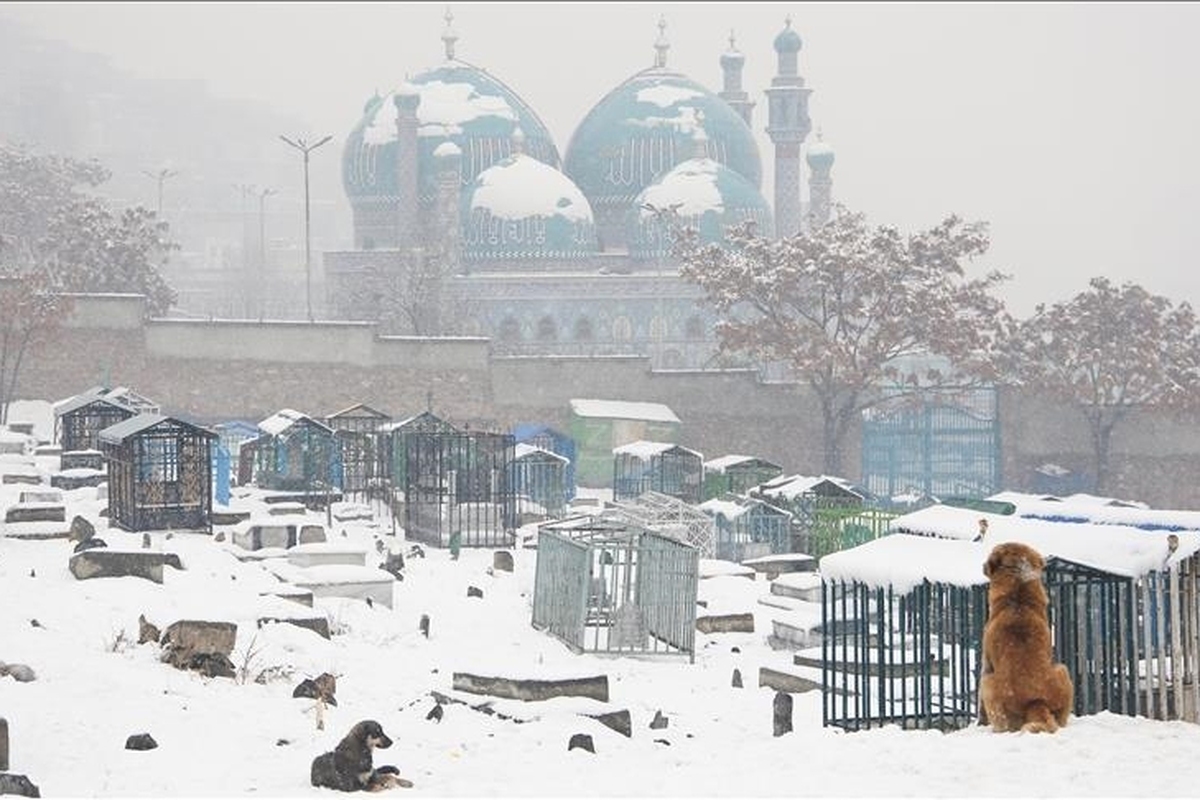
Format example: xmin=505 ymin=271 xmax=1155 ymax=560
xmin=979 ymin=542 xmax=1074 ymax=733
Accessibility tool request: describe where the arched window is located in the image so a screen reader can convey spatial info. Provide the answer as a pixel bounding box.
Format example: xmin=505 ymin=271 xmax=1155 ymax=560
xmin=685 ymin=315 xmax=705 ymax=339
xmin=573 ymin=317 xmax=594 ymax=341
xmin=649 ymin=315 xmax=668 ymax=341
xmin=498 ymin=316 xmax=521 ymax=342
xmin=537 ymin=315 xmax=558 ymax=341
xmin=612 ymin=315 xmax=633 ymax=342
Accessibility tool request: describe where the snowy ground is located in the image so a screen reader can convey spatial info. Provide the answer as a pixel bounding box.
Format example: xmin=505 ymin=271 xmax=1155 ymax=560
xmin=5 ymin=402 xmax=1200 ymax=797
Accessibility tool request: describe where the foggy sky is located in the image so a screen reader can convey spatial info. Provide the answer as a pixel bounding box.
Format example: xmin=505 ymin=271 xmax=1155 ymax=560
xmin=3 ymin=1 xmax=1198 ymax=318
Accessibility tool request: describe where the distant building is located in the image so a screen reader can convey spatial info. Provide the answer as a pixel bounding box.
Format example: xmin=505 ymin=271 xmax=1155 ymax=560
xmin=325 ymin=12 xmax=836 ymax=368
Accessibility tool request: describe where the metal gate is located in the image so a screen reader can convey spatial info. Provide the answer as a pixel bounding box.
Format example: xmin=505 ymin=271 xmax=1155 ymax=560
xmin=861 ymin=386 xmax=1001 ymax=501
xmin=404 ymin=430 xmax=516 ymax=548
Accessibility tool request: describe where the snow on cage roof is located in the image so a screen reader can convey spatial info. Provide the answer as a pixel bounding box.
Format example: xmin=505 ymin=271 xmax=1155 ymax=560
xmin=513 ymin=442 xmax=568 ymax=464
xmin=568 ymin=398 xmax=679 ymax=423
xmin=756 ymin=473 xmax=861 ymax=500
xmin=986 ymin=493 xmax=1191 ymax=531
xmin=258 ymin=409 xmax=332 ymax=437
xmin=97 ymin=413 xmax=215 ymax=445
xmin=884 ymin=503 xmax=1200 ymax=582
xmin=703 ymin=454 xmax=777 ymax=474
xmin=613 ymin=440 xmax=700 ymax=461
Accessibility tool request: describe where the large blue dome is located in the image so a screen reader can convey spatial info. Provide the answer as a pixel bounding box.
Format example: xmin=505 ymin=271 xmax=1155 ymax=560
xmin=342 ymin=61 xmax=560 ymax=210
xmin=461 ymin=153 xmax=598 ymax=265
xmin=628 ymin=153 xmax=773 ymax=260
xmin=563 ymin=66 xmax=762 ymax=247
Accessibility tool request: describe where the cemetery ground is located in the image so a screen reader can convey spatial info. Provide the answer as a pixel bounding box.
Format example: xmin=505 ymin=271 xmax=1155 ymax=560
xmin=5 ymin=408 xmax=1200 ymax=795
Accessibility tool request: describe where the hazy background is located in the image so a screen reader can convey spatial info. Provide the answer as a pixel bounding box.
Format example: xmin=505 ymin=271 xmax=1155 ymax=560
xmin=1 ymin=1 xmax=1197 ymax=317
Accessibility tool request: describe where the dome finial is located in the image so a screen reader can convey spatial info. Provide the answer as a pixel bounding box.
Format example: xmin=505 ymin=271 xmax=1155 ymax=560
xmin=442 ymin=6 xmax=458 ymax=61
xmin=691 ymin=111 xmax=709 ymax=160
xmin=654 ymin=15 xmax=669 ymax=68
xmin=785 ymin=14 xmax=793 ymax=29
xmin=511 ymin=125 xmax=526 ymax=156
xmin=728 ymin=29 xmax=737 ymax=51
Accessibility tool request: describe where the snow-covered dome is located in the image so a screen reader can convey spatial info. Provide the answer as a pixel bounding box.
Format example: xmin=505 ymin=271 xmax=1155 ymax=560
xmin=461 ymin=152 xmax=599 ymax=265
xmin=627 ymin=143 xmax=773 ymax=261
xmin=342 ymin=61 xmax=560 ymax=212
xmin=563 ymin=26 xmax=761 ymax=251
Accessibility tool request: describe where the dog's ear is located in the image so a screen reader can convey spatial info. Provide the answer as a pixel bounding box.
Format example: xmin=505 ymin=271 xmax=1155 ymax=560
xmin=983 ymin=550 xmax=999 ymax=577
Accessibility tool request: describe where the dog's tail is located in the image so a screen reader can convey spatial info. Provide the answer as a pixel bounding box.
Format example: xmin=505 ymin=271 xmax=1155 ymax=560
xmin=1021 ymin=700 xmax=1061 ymax=734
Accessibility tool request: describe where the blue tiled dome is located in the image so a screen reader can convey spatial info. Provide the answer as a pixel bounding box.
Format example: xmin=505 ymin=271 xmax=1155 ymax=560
xmin=563 ymin=67 xmax=762 ymax=232
xmin=628 ymin=152 xmax=774 ymax=260
xmin=461 ymin=153 xmax=599 ymax=264
xmin=342 ymin=61 xmax=560 ymax=210
xmin=806 ymin=139 xmax=835 ymax=170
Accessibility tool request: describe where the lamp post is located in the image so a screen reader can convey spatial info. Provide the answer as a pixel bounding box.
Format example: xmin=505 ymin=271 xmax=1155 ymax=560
xmin=279 ymin=134 xmax=332 ymax=322
xmin=233 ymin=184 xmax=256 ymax=318
xmin=142 ymin=168 xmax=179 ymax=217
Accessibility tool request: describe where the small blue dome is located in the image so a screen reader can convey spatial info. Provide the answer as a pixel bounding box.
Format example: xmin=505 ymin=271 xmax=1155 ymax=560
xmin=462 ymin=154 xmax=599 ymax=264
xmin=774 ymin=20 xmax=802 ymax=53
xmin=806 ymin=140 xmax=835 ymax=170
xmin=342 ymin=61 xmax=560 ymax=210
xmin=628 ymin=155 xmax=773 ymax=260
xmin=564 ymin=68 xmax=762 ymax=235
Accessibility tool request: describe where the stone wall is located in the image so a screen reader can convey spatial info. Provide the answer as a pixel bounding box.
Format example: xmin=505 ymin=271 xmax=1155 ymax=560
xmin=14 ymin=294 xmax=1200 ymax=507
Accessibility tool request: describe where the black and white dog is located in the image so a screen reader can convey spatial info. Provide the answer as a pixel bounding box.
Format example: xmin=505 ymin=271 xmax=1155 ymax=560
xmin=311 ymin=720 xmax=404 ymax=792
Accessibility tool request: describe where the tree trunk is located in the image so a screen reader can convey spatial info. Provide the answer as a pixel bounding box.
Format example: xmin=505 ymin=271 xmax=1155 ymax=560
xmin=1091 ymin=422 xmax=1114 ymax=495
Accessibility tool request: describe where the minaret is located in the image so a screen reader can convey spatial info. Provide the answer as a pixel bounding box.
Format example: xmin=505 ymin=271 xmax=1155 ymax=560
xmin=806 ymin=131 xmax=835 ymax=230
xmin=394 ymin=84 xmax=421 ymax=248
xmin=433 ymin=141 xmax=462 ymax=275
xmin=654 ymin=15 xmax=669 ymax=69
xmin=442 ymin=6 xmax=458 ymax=61
xmin=719 ymin=31 xmax=754 ymax=129
xmin=765 ymin=17 xmax=812 ymax=239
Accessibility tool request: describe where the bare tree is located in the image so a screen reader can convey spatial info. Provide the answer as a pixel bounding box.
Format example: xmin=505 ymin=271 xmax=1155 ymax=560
xmin=345 ymin=249 xmax=476 ymax=336
xmin=673 ymin=207 xmax=1011 ymax=474
xmin=1003 ymin=277 xmax=1200 ymax=493
xmin=0 ymin=271 xmax=71 ymax=426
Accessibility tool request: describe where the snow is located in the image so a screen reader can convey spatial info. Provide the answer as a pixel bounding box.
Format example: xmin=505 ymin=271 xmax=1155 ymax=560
xmin=988 ymin=491 xmax=1196 ymax=530
xmin=257 ymin=408 xmax=325 ymax=437
xmin=755 ymin=473 xmax=861 ymax=501
xmin=362 ymin=81 xmax=518 ymax=145
xmin=611 ymin=439 xmax=674 ymax=460
xmin=627 ymin=100 xmax=703 ymax=137
xmin=7 ymin=398 xmax=1200 ymax=796
xmin=568 ymin=398 xmax=679 ymax=423
xmin=468 ymin=154 xmax=593 ymax=222
xmin=820 ymin=533 xmax=989 ymax=592
xmin=634 ymin=82 xmax=704 ymax=108
xmin=638 ymin=158 xmax=724 ymax=218
xmin=513 ymin=442 xmax=567 ymax=463
xmin=702 ymin=454 xmax=756 ymax=473
xmin=698 ymin=496 xmax=748 ymax=520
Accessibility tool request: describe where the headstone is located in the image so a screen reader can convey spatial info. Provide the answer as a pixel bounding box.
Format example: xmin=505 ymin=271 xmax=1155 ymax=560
xmin=383 ymin=552 xmax=404 ymax=579
xmin=0 ymin=774 xmax=39 ymax=798
xmin=731 ymin=668 xmax=743 ymax=688
xmin=567 ymin=733 xmax=594 ymax=753
xmin=609 ymin=603 xmax=648 ymax=649
xmin=125 ymin=733 xmax=157 ymax=751
xmin=74 ymin=538 xmax=108 ymax=553
xmin=695 ymin=613 xmax=755 ymax=634
xmin=649 ymin=710 xmax=669 ymax=730
xmin=584 ymin=709 xmax=631 ymax=738
xmin=69 ymin=550 xmax=180 ymax=584
xmin=141 ymin=533 xmax=152 ymax=549
xmin=773 ymin=691 xmax=793 ymax=737
xmin=4 ymin=504 xmax=65 ymax=524
xmin=492 ymin=550 xmax=514 ymax=572
xmin=0 ymin=716 xmax=8 ymax=771
xmin=292 ymin=672 xmax=338 ymax=704
xmin=425 ymin=704 xmax=443 ymax=723
xmin=1 ymin=664 xmax=36 ymax=683
xmin=18 ymin=491 xmax=60 ymax=505
xmin=298 ymin=524 xmax=326 ymax=545
xmin=419 ymin=614 xmax=430 ymax=638
xmin=161 ymin=620 xmax=237 ymax=658
xmin=466 ymin=586 xmax=483 ymax=599
xmin=449 ymin=531 xmax=462 ymax=560
xmin=68 ymin=515 xmax=95 ymax=543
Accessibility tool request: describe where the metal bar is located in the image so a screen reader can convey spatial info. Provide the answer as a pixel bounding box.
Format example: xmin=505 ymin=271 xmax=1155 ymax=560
xmin=1170 ymin=564 xmax=1183 ymax=721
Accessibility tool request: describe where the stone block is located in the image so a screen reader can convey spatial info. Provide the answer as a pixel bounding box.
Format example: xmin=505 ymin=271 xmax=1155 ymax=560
xmin=493 ymin=550 xmax=514 ymax=572
xmin=452 ymin=672 xmax=609 ymax=703
xmin=4 ymin=504 xmax=65 ymax=524
xmin=69 ymin=550 xmax=182 ymax=584
xmin=695 ymin=613 xmax=755 ymax=634
xmin=60 ymin=450 xmax=103 ymax=470
xmin=298 ymin=524 xmax=327 ymax=544
xmin=758 ymin=666 xmax=821 ymax=694
xmin=258 ymin=616 xmax=331 ymax=639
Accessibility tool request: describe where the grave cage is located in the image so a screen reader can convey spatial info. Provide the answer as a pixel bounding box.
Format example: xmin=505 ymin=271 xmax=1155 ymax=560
xmin=1046 ymin=554 xmax=1200 ymax=723
xmin=753 ymin=475 xmax=868 ymax=556
xmin=608 ymin=490 xmax=715 ymax=557
xmin=821 ymin=576 xmax=988 ymax=732
xmin=98 ymin=413 xmax=216 ymax=533
xmin=252 ymin=411 xmax=342 ymax=508
xmin=56 ymin=395 xmax=138 ymax=453
xmin=508 ymin=443 xmax=569 ymax=521
xmin=612 ymin=441 xmax=704 ymax=504
xmin=699 ymin=494 xmax=794 ymax=562
xmin=513 ymin=423 xmax=577 ymax=500
xmin=702 ymin=455 xmax=784 ymax=501
xmin=325 ymin=403 xmax=392 ymax=501
xmin=532 ymin=516 xmax=699 ymax=661
xmin=402 ymin=427 xmax=517 ymax=548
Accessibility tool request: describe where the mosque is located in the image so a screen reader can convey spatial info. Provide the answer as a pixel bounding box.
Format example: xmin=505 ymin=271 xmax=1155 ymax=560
xmin=324 ymin=11 xmax=836 ymax=369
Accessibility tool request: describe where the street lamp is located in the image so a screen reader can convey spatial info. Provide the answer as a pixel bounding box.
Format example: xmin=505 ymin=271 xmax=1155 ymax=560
xmin=143 ymin=168 xmax=179 ymax=217
xmin=279 ymin=134 xmax=332 ymax=322
xmin=233 ymin=184 xmax=256 ymax=318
